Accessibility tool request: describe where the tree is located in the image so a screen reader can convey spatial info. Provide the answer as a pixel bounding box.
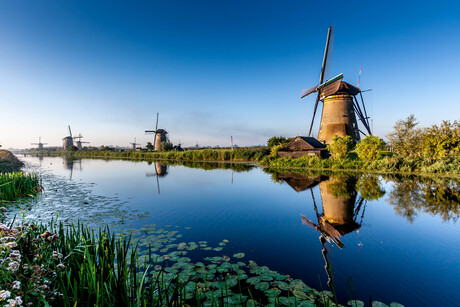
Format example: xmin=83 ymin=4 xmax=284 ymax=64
xmin=327 ymin=136 xmax=354 ymax=160
xmin=146 ymin=142 xmax=154 ymax=151
xmin=267 ymin=136 xmax=292 ymax=149
xmin=159 ymin=141 xmax=174 ymax=151
xmin=387 ymin=114 xmax=422 ymax=156
xmin=355 ymin=135 xmax=385 ymax=161
xmin=68 ymin=145 xmax=78 ymax=152
xmin=421 ymin=120 xmax=460 ymax=158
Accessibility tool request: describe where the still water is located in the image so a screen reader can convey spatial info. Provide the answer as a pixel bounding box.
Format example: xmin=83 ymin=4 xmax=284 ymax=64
xmin=11 ymin=156 xmax=460 ymax=306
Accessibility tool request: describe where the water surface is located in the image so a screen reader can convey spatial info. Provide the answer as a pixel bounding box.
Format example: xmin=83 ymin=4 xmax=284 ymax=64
xmin=10 ymin=156 xmax=460 ymax=306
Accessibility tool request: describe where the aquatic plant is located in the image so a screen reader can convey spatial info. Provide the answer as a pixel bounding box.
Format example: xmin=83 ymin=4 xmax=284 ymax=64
xmin=0 ymin=172 xmax=41 ymax=204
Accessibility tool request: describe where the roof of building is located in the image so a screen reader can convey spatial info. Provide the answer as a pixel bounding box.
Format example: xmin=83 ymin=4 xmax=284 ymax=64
xmin=295 ymin=136 xmax=327 ymax=149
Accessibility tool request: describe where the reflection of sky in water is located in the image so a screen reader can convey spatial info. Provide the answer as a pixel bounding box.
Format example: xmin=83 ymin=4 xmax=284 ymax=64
xmin=12 ymin=156 xmax=460 ymax=306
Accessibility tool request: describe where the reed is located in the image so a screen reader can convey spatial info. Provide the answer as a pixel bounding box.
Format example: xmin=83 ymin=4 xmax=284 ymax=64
xmin=0 ymin=172 xmax=41 ymax=203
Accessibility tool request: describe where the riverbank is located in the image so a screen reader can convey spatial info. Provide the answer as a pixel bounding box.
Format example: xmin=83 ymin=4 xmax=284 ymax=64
xmin=0 ymin=150 xmax=24 ymax=172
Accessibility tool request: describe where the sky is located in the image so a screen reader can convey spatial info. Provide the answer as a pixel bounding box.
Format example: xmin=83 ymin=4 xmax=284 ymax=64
xmin=0 ymin=0 xmax=459 ymax=149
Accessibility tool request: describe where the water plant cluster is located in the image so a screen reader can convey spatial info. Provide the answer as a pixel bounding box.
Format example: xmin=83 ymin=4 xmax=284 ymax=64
xmin=0 ymin=173 xmax=41 ymax=204
xmin=0 ymin=217 xmax=404 ymax=306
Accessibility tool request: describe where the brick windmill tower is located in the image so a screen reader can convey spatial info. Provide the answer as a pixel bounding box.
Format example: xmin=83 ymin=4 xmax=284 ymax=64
xmin=301 ymin=26 xmax=372 ymax=144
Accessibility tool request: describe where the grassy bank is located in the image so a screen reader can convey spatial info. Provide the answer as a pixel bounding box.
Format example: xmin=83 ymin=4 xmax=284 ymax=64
xmin=31 ymin=147 xmax=270 ymax=162
xmin=0 ymin=150 xmax=24 ymax=173
xmin=0 ymin=218 xmax=402 ymax=306
xmin=260 ymin=152 xmax=460 ymax=176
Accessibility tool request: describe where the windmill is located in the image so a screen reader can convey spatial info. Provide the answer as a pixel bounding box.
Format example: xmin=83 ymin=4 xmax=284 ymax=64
xmin=31 ymin=137 xmax=48 ymax=150
xmin=130 ymin=138 xmax=140 ymax=150
xmin=301 ymin=26 xmax=372 ymax=144
xmin=73 ymin=133 xmax=90 ymax=150
xmin=145 ymin=113 xmax=169 ymax=151
xmin=62 ymin=126 xmax=74 ymax=150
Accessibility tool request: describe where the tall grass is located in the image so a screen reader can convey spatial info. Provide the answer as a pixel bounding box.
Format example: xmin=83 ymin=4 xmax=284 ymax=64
xmin=0 ymin=172 xmax=41 ymax=202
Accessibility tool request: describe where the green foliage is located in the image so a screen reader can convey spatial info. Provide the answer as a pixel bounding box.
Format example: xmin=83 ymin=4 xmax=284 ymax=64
xmin=355 ymin=135 xmax=386 ymax=161
xmin=270 ymin=144 xmax=285 ymax=157
xmin=327 ymin=136 xmax=354 ymax=161
xmin=0 ymin=172 xmax=41 ymax=203
xmin=67 ymin=145 xmax=78 ymax=152
xmin=146 ymin=142 xmax=154 ymax=151
xmin=387 ymin=114 xmax=422 ymax=156
xmin=267 ymin=136 xmax=292 ymax=149
xmin=159 ymin=141 xmax=174 ymax=151
xmin=421 ymin=120 xmax=460 ymax=158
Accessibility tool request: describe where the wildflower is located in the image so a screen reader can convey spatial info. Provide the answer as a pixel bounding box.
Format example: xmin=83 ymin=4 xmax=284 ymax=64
xmin=4 ymin=242 xmax=17 ymax=249
xmin=7 ymin=261 xmax=20 ymax=272
xmin=56 ymin=263 xmax=66 ymax=271
xmin=9 ymin=251 xmax=21 ymax=261
xmin=14 ymin=297 xmax=22 ymax=305
xmin=11 ymin=281 xmax=20 ymax=290
xmin=0 ymin=207 xmax=6 ymax=212
xmin=52 ymin=251 xmax=63 ymax=260
xmin=0 ymin=290 xmax=11 ymax=300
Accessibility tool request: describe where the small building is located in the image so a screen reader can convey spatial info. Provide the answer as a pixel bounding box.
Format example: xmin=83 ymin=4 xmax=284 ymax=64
xmin=277 ymin=136 xmax=328 ymax=158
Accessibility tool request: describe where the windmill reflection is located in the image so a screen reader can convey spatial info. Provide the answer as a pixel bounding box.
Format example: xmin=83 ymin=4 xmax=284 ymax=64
xmin=63 ymin=156 xmax=82 ymax=181
xmin=146 ymin=162 xmax=168 ymax=194
xmin=277 ymin=172 xmax=366 ymax=287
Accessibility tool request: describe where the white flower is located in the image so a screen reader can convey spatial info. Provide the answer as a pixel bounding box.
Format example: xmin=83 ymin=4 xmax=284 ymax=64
xmin=0 ymin=207 xmax=7 ymax=212
xmin=11 ymin=281 xmax=20 ymax=290
xmin=7 ymin=261 xmax=19 ymax=272
xmin=4 ymin=242 xmax=17 ymax=249
xmin=14 ymin=297 xmax=22 ymax=305
xmin=0 ymin=290 xmax=11 ymax=299
xmin=52 ymin=251 xmax=63 ymax=260
xmin=56 ymin=263 xmax=66 ymax=271
xmin=6 ymin=299 xmax=16 ymax=306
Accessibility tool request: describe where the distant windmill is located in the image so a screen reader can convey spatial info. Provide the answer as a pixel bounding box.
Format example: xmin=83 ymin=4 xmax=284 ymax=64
xmin=145 ymin=113 xmax=169 ymax=150
xmin=62 ymin=126 xmax=74 ymax=150
xmin=73 ymin=133 xmax=90 ymax=150
xmin=300 ymin=26 xmax=372 ymax=144
xmin=31 ymin=137 xmax=48 ymax=150
xmin=130 ymin=138 xmax=140 ymax=150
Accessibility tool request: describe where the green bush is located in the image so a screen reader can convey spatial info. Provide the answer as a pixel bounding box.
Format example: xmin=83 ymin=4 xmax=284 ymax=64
xmin=355 ymin=135 xmax=386 ymax=161
xmin=327 ymin=136 xmax=354 ymax=161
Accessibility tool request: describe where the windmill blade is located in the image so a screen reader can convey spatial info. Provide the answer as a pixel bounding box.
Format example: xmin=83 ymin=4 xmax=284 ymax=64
xmin=68 ymin=125 xmax=73 ymax=137
xmin=319 ymin=26 xmax=334 ymax=85
xmin=301 ymin=85 xmax=318 ymax=99
xmin=308 ymin=92 xmax=321 ymax=137
xmin=153 ymin=113 xmax=159 ymax=149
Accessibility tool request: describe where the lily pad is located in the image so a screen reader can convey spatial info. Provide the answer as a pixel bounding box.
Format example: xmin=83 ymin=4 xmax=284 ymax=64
xmin=233 ymin=252 xmax=245 ymax=259
xmin=255 ymin=282 xmax=269 ymax=291
xmin=348 ymin=300 xmax=365 ymax=307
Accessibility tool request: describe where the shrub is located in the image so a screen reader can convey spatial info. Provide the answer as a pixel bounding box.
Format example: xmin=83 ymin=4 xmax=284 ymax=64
xmin=355 ymin=135 xmax=386 ymax=161
xmin=327 ymin=136 xmax=354 ymax=161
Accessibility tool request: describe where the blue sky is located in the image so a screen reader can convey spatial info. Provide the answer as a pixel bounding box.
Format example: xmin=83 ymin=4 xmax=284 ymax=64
xmin=0 ymin=0 xmax=459 ymax=148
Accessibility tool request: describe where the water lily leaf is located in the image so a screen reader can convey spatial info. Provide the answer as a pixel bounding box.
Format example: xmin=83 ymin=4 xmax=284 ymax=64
xmin=264 ymin=289 xmax=281 ymax=297
xmin=279 ymin=296 xmax=296 ymax=306
xmin=299 ymin=300 xmax=316 ymax=307
xmin=389 ymin=303 xmax=405 ymax=307
xmin=233 ymin=252 xmax=245 ymax=259
xmin=259 ymin=275 xmax=273 ymax=281
xmin=225 ymin=276 xmax=238 ymax=288
xmin=203 ymin=247 xmax=212 ymax=251
xmin=372 ymin=302 xmax=389 ymax=307
xmin=255 ymin=282 xmax=269 ymax=291
xmin=213 ymin=247 xmax=223 ymax=251
xmin=246 ymin=299 xmax=258 ymax=307
xmin=275 ymin=281 xmax=289 ymax=291
xmin=347 ymin=300 xmax=365 ymax=307
xmin=198 ymin=241 xmax=207 ymax=244
xmin=247 ymin=277 xmax=261 ymax=285
xmin=292 ymin=290 xmax=308 ymax=299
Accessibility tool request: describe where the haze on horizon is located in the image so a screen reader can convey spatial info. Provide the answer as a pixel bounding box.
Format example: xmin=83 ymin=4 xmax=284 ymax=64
xmin=1 ymin=0 xmax=459 ymax=149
